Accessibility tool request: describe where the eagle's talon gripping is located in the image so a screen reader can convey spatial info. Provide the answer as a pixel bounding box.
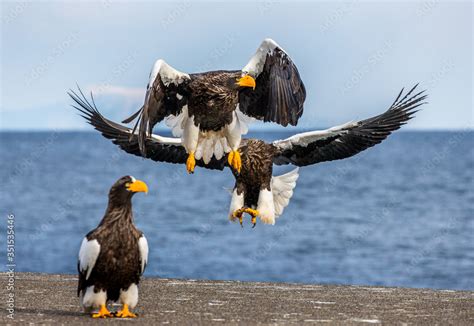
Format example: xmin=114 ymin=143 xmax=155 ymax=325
xmin=232 ymin=208 xmax=258 ymax=227
xmin=91 ymin=304 xmax=113 ymax=318
xmin=186 ymin=152 xmax=196 ymax=174
xmin=245 ymin=208 xmax=259 ymax=228
xmin=228 ymin=151 xmax=234 ymax=168
xmin=115 ymin=304 xmax=137 ymax=318
xmin=251 ymin=216 xmax=257 ymax=228
xmin=232 ymin=208 xmax=245 ymax=227
xmin=228 ymin=150 xmax=241 ymax=173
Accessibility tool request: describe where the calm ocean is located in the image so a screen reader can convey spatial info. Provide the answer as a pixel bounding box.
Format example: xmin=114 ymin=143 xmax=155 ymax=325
xmin=0 ymin=131 xmax=473 ymax=290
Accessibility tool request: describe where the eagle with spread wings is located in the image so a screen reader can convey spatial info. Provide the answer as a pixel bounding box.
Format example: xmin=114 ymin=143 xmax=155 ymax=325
xmin=71 ymin=85 xmax=426 ymax=227
xmin=122 ymin=38 xmax=306 ymax=174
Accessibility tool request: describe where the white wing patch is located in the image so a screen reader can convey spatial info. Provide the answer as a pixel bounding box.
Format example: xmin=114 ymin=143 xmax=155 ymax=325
xmin=242 ymin=38 xmax=280 ymax=76
xmin=126 ymin=127 xmax=182 ymax=146
xmin=271 ymin=168 xmax=299 ymax=217
xmin=138 ymin=236 xmax=148 ymax=274
xmin=78 ymin=238 xmax=101 ymax=280
xmin=235 ymin=105 xmax=255 ymax=135
xmin=165 ymin=106 xmax=188 ymax=137
xmin=148 ymin=59 xmax=190 ymax=88
xmin=272 ymin=121 xmax=358 ymax=151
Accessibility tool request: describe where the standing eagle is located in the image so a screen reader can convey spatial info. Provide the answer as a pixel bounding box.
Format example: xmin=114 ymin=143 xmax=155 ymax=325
xmin=71 ymin=85 xmax=426 ymax=226
xmin=77 ymin=176 xmax=149 ymax=318
xmin=123 ymin=38 xmax=306 ymax=174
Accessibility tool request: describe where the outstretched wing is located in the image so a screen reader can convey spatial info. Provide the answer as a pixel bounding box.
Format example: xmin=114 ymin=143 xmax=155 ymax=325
xmin=239 ymin=38 xmax=306 ymax=126
xmin=69 ymin=88 xmax=226 ymax=170
xmin=273 ymin=85 xmax=427 ymax=166
xmin=122 ymin=59 xmax=191 ymax=156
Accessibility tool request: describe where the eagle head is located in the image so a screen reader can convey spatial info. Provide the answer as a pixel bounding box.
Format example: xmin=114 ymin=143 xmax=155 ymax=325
xmin=109 ymin=176 xmax=148 ymax=203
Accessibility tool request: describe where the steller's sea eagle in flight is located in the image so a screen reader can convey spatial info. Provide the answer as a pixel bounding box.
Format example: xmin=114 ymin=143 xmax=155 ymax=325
xmin=122 ymin=38 xmax=306 ymax=174
xmin=78 ymin=176 xmax=149 ymax=318
xmin=70 ymin=85 xmax=426 ymax=227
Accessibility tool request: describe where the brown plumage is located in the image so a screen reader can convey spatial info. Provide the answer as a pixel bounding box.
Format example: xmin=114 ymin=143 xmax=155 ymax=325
xmin=234 ymin=139 xmax=276 ymax=208
xmin=185 ymin=70 xmax=242 ymax=131
xmin=77 ymin=176 xmax=148 ymax=318
xmin=71 ymin=84 xmax=427 ymax=226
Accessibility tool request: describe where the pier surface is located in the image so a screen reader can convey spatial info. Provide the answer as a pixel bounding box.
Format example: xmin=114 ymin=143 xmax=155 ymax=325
xmin=1 ymin=273 xmax=473 ymax=325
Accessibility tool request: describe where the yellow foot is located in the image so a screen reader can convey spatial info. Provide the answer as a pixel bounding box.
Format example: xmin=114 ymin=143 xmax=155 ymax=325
xmin=91 ymin=304 xmax=113 ymax=318
xmin=186 ymin=152 xmax=196 ymax=174
xmin=244 ymin=208 xmax=259 ymax=228
xmin=115 ymin=304 xmax=137 ymax=318
xmin=244 ymin=208 xmax=259 ymax=217
xmin=231 ymin=208 xmax=259 ymax=227
xmin=232 ymin=208 xmax=246 ymax=227
xmin=228 ymin=150 xmax=241 ymax=173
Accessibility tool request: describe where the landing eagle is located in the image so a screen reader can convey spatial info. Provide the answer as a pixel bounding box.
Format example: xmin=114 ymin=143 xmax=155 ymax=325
xmin=123 ymin=38 xmax=306 ymax=173
xmin=71 ymin=85 xmax=426 ymax=227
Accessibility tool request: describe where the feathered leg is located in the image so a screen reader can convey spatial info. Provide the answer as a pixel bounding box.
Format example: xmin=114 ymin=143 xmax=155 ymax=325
xmin=115 ymin=284 xmax=138 ymax=318
xmin=182 ymin=114 xmax=200 ymax=174
xmin=225 ymin=112 xmax=242 ymax=173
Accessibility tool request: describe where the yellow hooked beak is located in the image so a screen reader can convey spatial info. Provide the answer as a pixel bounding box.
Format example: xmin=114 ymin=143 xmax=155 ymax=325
xmin=236 ymin=75 xmax=256 ymax=90
xmin=127 ymin=180 xmax=148 ymax=194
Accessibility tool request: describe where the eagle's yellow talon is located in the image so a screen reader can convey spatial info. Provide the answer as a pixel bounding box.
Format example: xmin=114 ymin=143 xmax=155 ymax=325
xmin=115 ymin=304 xmax=137 ymax=318
xmin=229 ymin=150 xmax=241 ymax=173
xmin=186 ymin=152 xmax=196 ymax=174
xmin=91 ymin=304 xmax=113 ymax=318
xmin=244 ymin=208 xmax=259 ymax=216
xmin=228 ymin=151 xmax=234 ymax=167
xmin=245 ymin=208 xmax=259 ymax=227
xmin=231 ymin=208 xmax=258 ymax=227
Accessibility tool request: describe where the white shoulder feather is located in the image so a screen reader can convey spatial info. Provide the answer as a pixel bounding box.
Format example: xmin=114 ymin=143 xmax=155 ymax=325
xmin=242 ymin=38 xmax=280 ymax=76
xmin=78 ymin=238 xmax=101 ymax=280
xmin=235 ymin=105 xmax=255 ymax=135
xmin=138 ymin=236 xmax=149 ymax=274
xmin=148 ymin=59 xmax=190 ymax=88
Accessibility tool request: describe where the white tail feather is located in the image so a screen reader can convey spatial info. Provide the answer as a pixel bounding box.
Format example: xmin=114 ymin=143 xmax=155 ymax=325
xmin=271 ymin=168 xmax=299 ymax=217
xmin=167 ymin=105 xmax=254 ymax=160
xmin=195 ymin=139 xmax=204 ymax=160
xmin=214 ymin=137 xmax=224 ymax=160
xmin=203 ymin=137 xmax=213 ymax=164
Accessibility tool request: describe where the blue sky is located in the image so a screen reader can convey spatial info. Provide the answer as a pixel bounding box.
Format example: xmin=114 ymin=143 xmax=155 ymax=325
xmin=1 ymin=1 xmax=472 ymax=130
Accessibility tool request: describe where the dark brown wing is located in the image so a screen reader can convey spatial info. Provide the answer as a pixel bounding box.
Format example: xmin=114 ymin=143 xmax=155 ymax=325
xmin=69 ymin=87 xmax=226 ymax=170
xmin=273 ymin=84 xmax=427 ymax=166
xmin=77 ymin=261 xmax=86 ymax=296
xmin=122 ymin=60 xmax=191 ymax=157
xmin=239 ymin=39 xmax=306 ymax=126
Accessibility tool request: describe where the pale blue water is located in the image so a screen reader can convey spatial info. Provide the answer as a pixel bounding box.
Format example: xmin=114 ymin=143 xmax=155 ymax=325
xmin=0 ymin=131 xmax=473 ymax=290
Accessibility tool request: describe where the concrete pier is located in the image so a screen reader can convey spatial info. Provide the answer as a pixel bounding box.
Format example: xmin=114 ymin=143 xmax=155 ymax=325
xmin=1 ymin=273 xmax=473 ymax=325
